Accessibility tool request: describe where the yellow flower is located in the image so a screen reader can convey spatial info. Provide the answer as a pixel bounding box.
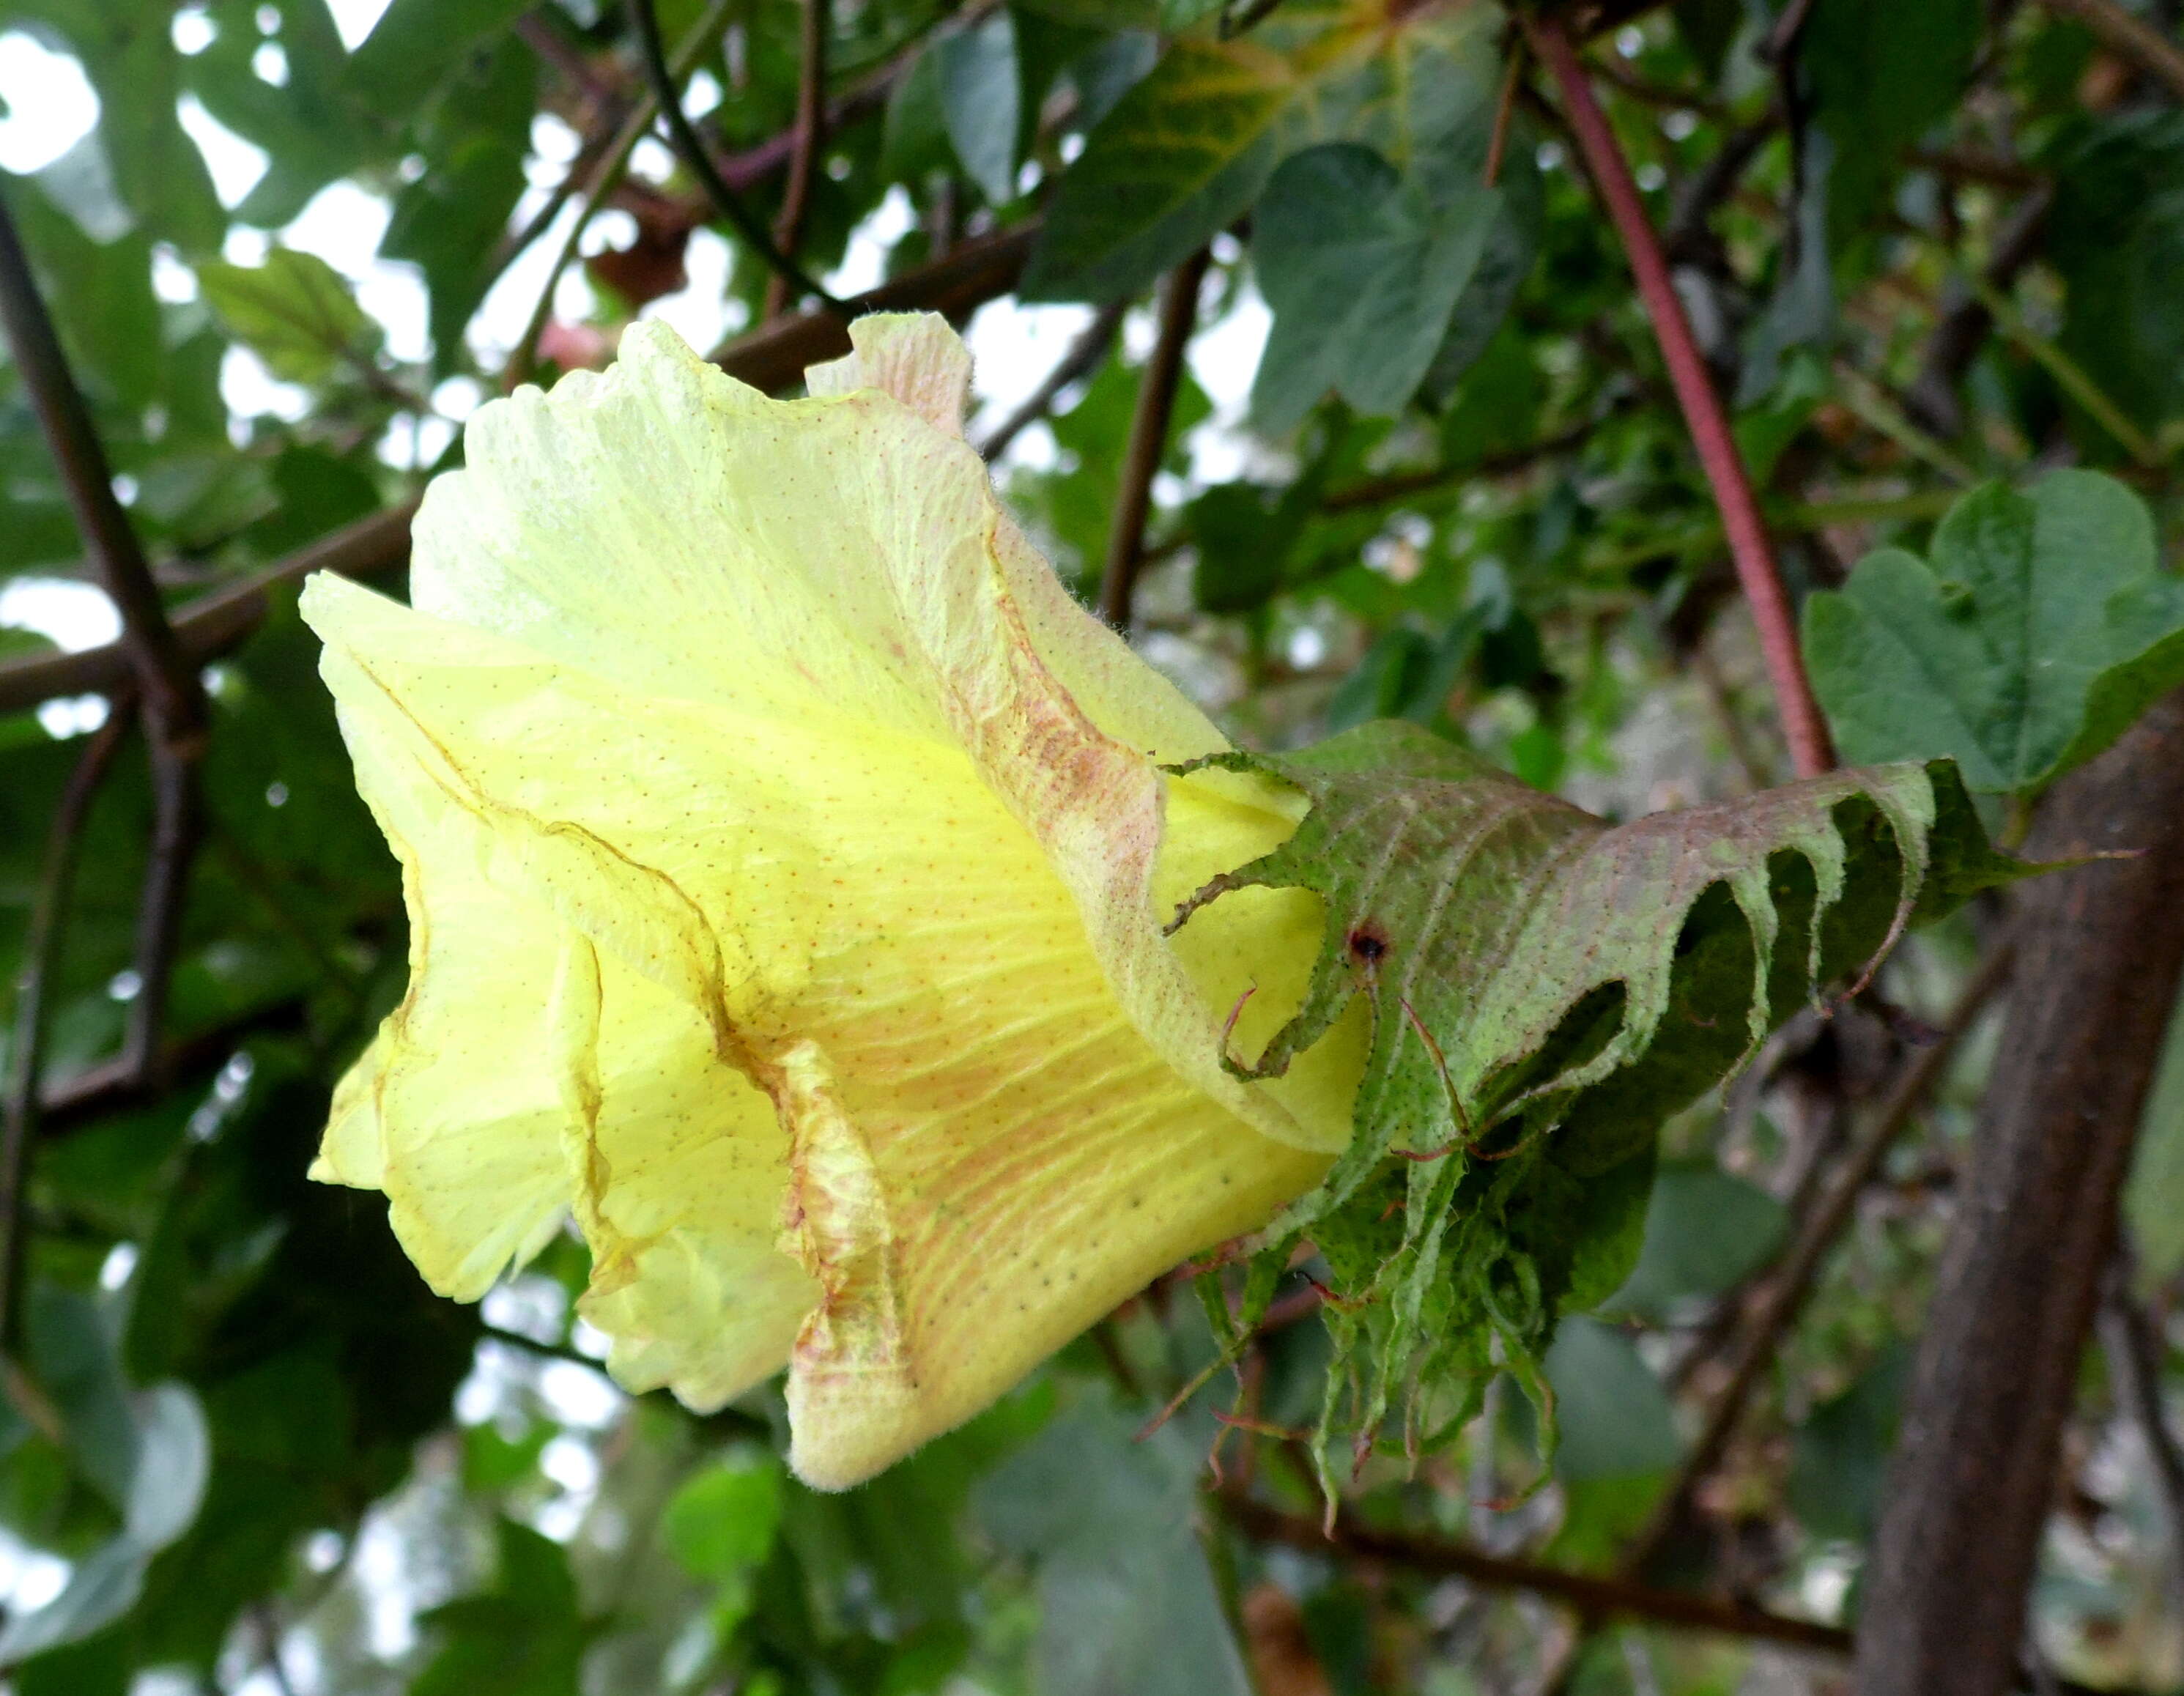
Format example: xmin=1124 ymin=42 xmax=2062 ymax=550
xmin=302 ymin=314 xmax=1362 ymax=1488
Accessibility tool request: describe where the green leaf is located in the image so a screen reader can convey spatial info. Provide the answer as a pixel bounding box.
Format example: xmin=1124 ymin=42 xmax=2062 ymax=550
xmin=1249 ymin=144 xmax=1500 ymax=432
xmin=185 ymin=0 xmax=377 ymax=228
xmin=2048 ymin=113 xmax=2184 ymax=437
xmin=1544 ymin=1317 xmax=1680 ymax=1482
xmin=379 ymin=40 xmax=535 ymax=374
xmin=939 ymin=11 xmax=1023 ymax=205
xmin=1788 ymin=1345 xmax=1910 ymax=1541
xmin=1600 ymin=1160 xmax=1788 ymax=1321
xmin=1325 ymin=613 xmax=1483 ymax=733
xmin=1021 ymin=35 xmax=1295 ymax=301
xmin=36 ymin=7 xmax=225 ymax=251
xmin=1167 ymin=720 xmax=2017 ymax=1467
xmin=663 ymin=1453 xmax=785 ymax=1581
xmin=0 ymin=1289 xmax=210 ymax=1664
xmin=411 ymin=1519 xmax=599 ymax=1696
xmin=1801 ymin=0 xmax=1981 ymax=239
xmin=1023 ymin=1 xmax=1504 ymax=302
xmin=882 ymin=45 xmax=955 ymax=182
xmin=1417 ymin=134 xmax=1542 ymax=409
xmin=975 ymin=1388 xmax=1252 ymax=1696
xmin=345 ymin=0 xmax=536 ymax=108
xmin=195 ymin=247 xmax=378 ymax=386
xmin=1802 ymin=470 xmax=2184 ymax=794
xmin=1186 ymin=478 xmax=1321 ymax=613
xmin=10 ymin=185 xmax=161 ymax=413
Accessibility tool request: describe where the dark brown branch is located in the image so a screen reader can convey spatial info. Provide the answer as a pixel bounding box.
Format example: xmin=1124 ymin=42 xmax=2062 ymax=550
xmin=0 ymin=707 xmax=132 ymax=1349
xmin=2100 ymin=1255 xmax=2184 ymax=1624
xmin=1319 ymin=420 xmax=1599 ymax=514
xmin=763 ymin=0 xmax=829 ymax=322
xmin=0 ymin=221 xmax=1039 ymax=720
xmin=0 ymin=185 xmax=217 ymax=1097
xmin=628 ymin=0 xmax=840 ymax=312
xmin=1223 ymin=1494 xmax=1852 ymax=1656
xmin=0 ymin=500 xmax=418 ymax=717
xmin=1098 ymin=248 xmax=1212 ymax=630
xmin=2037 ymin=0 xmax=2184 ymax=103
xmin=0 ymin=188 xmax=205 ymax=748
xmin=39 ymin=997 xmax=308 ymax=1137
xmin=975 ymin=301 xmax=1125 ymax=461
xmin=1629 ymin=936 xmax=2018 ymax=1566
xmin=121 ymin=744 xmax=203 ymax=1091
xmin=1858 ymin=689 xmax=2184 ymax=1696
xmin=706 ymin=221 xmax=1037 ymax=394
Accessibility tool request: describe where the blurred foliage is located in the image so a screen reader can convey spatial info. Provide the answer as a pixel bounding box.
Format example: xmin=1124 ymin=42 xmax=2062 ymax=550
xmin=0 ymin=0 xmax=2180 ymax=1692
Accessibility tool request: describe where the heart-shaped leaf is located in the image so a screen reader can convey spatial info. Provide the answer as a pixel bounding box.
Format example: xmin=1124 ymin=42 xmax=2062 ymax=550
xmin=1249 ymin=143 xmax=1501 ymax=432
xmin=1803 ymin=470 xmax=2184 ymax=795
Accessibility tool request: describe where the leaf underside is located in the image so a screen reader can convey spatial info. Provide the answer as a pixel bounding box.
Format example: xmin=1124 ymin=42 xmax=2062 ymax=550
xmin=1169 ymin=720 xmax=2020 ymax=1482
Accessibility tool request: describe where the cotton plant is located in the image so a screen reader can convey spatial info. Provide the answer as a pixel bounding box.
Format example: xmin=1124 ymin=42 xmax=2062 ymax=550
xmin=304 ymin=314 xmax=2010 ymax=1489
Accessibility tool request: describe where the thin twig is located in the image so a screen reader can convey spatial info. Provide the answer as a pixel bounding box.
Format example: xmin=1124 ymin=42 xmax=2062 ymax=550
xmin=976 ymin=301 xmax=1125 ymax=460
xmin=0 ymin=189 xmax=205 ymax=748
xmin=1485 ymin=37 xmax=1526 ymax=188
xmin=1527 ymin=18 xmax=1833 ymax=779
xmin=0 ymin=500 xmax=417 ymax=717
xmin=40 ymin=999 xmax=310 ymax=1136
xmin=508 ymin=0 xmax=737 ymax=388
xmin=0 ymin=708 xmax=133 ymax=1350
xmin=122 ymin=743 xmax=203 ymax=1089
xmin=482 ymin=1322 xmax=610 ymax=1373
xmin=2037 ymin=0 xmax=2184 ymax=104
xmin=1969 ymin=275 xmax=2164 ymax=467
xmin=252 ymin=1602 xmax=300 ymax=1696
xmin=1223 ymin=1492 xmax=1852 ymax=1656
xmin=1832 ymin=359 xmax=1980 ymax=486
xmin=0 ymin=185 xmax=212 ymax=1094
xmin=1629 ymin=936 xmax=2018 ymax=1566
xmin=628 ymin=0 xmax=842 ymax=314
xmin=763 ymin=0 xmax=829 ymax=322
xmin=1098 ymin=248 xmax=1213 ymax=630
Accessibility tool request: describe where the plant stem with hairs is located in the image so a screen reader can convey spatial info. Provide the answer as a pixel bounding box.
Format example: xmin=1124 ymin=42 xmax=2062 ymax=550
xmin=1526 ymin=16 xmax=1833 ymax=778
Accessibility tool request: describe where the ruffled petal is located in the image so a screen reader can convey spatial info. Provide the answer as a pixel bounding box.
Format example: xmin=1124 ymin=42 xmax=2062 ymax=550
xmin=400 ymin=316 xmax=1356 ymax=1157
xmin=304 ymin=577 xmax=1335 ymax=1482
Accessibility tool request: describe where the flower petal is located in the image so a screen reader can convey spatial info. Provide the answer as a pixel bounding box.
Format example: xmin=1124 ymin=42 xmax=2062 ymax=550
xmin=402 ymin=316 xmax=1355 ymax=1158
xmin=314 ymin=584 xmax=816 ymax=1396
xmin=303 ymin=574 xmax=1333 ymax=1484
xmin=312 ymin=678 xmax=571 ymax=1301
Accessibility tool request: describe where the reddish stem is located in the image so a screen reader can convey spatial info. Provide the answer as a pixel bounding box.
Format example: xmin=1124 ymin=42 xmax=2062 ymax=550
xmin=1528 ymin=18 xmax=1834 ymax=779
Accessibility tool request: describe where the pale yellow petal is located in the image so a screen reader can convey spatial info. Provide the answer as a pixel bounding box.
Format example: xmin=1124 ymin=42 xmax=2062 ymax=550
xmin=802 ymin=311 xmax=972 ymax=437
xmin=549 ymin=930 xmax=817 ymax=1408
xmin=312 ymin=656 xmax=572 ymax=1303
xmin=303 ymin=575 xmax=1332 ymax=1484
xmin=314 ymin=584 xmax=817 ymax=1391
xmin=398 ymin=317 xmax=1353 ymax=1158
